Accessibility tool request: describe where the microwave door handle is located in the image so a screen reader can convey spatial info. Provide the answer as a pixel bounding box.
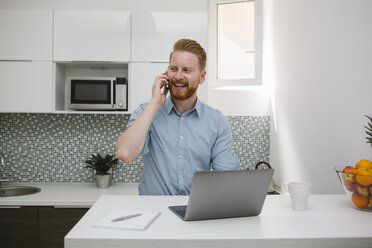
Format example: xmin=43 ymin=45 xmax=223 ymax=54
xmin=112 ymin=79 xmax=116 ymax=106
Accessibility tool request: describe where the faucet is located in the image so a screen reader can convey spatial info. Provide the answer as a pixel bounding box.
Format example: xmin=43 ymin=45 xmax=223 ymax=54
xmin=0 ymin=152 xmax=9 ymax=187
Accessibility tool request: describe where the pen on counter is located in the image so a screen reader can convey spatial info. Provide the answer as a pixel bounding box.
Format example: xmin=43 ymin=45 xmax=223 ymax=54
xmin=111 ymin=213 xmax=142 ymax=222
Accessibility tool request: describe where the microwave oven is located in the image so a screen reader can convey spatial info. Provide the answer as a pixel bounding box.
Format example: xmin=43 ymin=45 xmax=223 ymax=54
xmin=67 ymin=77 xmax=128 ymax=111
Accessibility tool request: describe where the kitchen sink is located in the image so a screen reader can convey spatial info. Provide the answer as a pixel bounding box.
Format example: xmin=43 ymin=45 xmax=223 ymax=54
xmin=0 ymin=186 xmax=41 ymax=197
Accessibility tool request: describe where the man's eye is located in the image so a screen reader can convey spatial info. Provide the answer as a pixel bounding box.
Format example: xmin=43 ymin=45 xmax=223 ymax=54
xmin=184 ymin=69 xmax=192 ymax=73
xmin=169 ymin=67 xmax=177 ymax=71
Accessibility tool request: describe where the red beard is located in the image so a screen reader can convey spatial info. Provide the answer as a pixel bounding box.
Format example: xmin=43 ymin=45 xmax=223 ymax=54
xmin=169 ymin=79 xmax=199 ymax=100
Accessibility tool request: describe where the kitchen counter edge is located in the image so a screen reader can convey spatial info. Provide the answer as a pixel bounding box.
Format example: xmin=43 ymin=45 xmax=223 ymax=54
xmin=0 ymin=182 xmax=139 ymax=207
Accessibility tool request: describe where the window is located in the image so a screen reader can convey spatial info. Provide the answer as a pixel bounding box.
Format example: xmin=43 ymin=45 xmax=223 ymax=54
xmin=208 ymin=0 xmax=262 ymax=89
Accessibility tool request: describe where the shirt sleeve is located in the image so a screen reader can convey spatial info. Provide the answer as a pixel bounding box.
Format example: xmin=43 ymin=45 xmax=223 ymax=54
xmin=125 ymin=103 xmax=150 ymax=157
xmin=210 ymin=115 xmax=238 ymax=170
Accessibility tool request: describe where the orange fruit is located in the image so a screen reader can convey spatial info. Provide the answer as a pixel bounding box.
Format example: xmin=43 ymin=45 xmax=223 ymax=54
xmin=352 ymin=193 xmax=369 ymax=208
xmin=355 ymin=159 xmax=372 ymax=169
xmin=355 ymin=167 xmax=372 ymax=186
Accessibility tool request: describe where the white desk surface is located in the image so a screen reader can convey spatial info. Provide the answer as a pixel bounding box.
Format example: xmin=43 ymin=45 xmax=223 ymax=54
xmin=65 ymin=194 xmax=372 ymax=248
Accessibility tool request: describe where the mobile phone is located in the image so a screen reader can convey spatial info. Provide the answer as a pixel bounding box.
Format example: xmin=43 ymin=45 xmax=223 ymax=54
xmin=164 ymin=72 xmax=170 ymax=90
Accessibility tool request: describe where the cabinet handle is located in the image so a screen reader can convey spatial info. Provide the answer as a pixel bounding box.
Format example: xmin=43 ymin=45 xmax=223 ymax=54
xmin=0 ymin=206 xmax=21 ymax=208
xmin=53 ymin=205 xmax=90 ymax=209
xmin=0 ymin=59 xmax=32 ymax=62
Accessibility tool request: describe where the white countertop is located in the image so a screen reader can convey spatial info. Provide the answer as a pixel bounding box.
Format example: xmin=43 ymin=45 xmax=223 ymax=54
xmin=65 ymin=194 xmax=372 ymax=248
xmin=0 ymin=182 xmax=139 ymax=207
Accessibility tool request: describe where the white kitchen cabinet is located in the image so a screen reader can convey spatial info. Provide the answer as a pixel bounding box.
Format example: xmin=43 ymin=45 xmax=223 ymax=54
xmin=53 ymin=11 xmax=131 ymax=62
xmin=131 ymin=0 xmax=208 ymax=62
xmin=0 ymin=61 xmax=53 ymax=112
xmin=129 ymin=63 xmax=169 ymax=111
xmin=0 ymin=9 xmax=53 ymax=61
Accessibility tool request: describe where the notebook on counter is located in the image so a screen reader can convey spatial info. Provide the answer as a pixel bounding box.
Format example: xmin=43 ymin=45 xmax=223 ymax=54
xmin=92 ymin=209 xmax=161 ymax=231
xmin=169 ymin=169 xmax=274 ymax=221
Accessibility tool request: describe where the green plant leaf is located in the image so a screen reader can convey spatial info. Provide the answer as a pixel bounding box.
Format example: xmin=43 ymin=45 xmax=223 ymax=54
xmin=83 ymin=153 xmax=120 ymax=175
xmin=367 ymin=123 xmax=372 ymax=132
xmin=366 ymin=131 xmax=372 ymax=137
xmin=365 ymin=115 xmax=372 ymax=148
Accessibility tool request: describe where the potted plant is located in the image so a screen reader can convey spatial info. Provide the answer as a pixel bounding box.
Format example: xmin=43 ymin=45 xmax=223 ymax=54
xmin=84 ymin=153 xmax=119 ymax=188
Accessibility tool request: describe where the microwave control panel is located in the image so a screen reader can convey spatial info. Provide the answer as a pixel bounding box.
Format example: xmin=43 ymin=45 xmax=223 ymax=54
xmin=115 ymin=77 xmax=128 ymax=111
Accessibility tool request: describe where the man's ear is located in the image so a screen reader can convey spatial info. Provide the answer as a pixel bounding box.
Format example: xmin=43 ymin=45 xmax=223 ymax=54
xmin=199 ymin=70 xmax=207 ymax=85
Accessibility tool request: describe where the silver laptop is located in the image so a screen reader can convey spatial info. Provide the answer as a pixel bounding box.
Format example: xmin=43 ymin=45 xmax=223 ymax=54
xmin=169 ymin=169 xmax=274 ymax=221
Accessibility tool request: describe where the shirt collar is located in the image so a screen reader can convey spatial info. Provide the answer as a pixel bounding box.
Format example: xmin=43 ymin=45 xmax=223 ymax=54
xmin=193 ymin=97 xmax=202 ymax=117
xmin=165 ymin=97 xmax=202 ymax=118
xmin=165 ymin=97 xmax=175 ymax=114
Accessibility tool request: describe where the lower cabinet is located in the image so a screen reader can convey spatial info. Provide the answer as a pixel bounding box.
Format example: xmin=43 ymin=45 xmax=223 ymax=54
xmin=0 ymin=207 xmax=39 ymax=248
xmin=39 ymin=207 xmax=89 ymax=248
xmin=0 ymin=206 xmax=88 ymax=248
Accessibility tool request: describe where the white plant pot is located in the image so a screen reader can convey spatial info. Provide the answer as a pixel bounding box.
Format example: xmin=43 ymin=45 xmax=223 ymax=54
xmin=95 ymin=174 xmax=111 ymax=188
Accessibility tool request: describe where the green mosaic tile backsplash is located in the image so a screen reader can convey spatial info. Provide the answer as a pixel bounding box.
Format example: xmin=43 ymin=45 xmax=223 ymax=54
xmin=0 ymin=113 xmax=269 ymax=182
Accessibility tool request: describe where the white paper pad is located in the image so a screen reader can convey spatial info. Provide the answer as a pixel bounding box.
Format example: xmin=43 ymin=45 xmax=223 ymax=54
xmin=92 ymin=209 xmax=161 ymax=231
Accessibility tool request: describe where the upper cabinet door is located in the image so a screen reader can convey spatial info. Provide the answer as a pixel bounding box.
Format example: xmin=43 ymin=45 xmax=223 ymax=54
xmin=0 ymin=9 xmax=53 ymax=61
xmin=0 ymin=61 xmax=53 ymax=112
xmin=53 ymin=11 xmax=131 ymax=62
xmin=129 ymin=62 xmax=169 ymax=112
xmin=131 ymin=7 xmax=208 ymax=62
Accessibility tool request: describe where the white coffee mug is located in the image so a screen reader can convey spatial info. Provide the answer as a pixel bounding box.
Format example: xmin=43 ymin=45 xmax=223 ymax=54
xmin=281 ymin=182 xmax=311 ymax=211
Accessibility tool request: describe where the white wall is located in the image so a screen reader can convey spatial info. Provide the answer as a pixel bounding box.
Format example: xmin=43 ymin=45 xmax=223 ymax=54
xmin=266 ymin=0 xmax=372 ymax=194
xmin=208 ymin=88 xmax=269 ymax=116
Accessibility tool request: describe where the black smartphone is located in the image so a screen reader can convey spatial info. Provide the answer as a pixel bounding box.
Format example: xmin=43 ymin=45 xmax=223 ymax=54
xmin=164 ymin=72 xmax=170 ymax=90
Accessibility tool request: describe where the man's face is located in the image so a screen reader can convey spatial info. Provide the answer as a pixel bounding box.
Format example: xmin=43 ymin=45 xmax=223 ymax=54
xmin=167 ymin=51 xmax=206 ymax=101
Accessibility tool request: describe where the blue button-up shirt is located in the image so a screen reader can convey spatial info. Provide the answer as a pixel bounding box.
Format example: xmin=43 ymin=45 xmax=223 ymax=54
xmin=126 ymin=97 xmax=238 ymax=195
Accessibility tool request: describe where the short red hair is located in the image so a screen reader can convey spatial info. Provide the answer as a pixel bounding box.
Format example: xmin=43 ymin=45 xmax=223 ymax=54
xmin=169 ymin=39 xmax=207 ymax=71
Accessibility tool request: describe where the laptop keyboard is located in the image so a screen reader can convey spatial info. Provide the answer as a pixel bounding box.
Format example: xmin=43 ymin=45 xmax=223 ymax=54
xmin=170 ymin=205 xmax=187 ymax=218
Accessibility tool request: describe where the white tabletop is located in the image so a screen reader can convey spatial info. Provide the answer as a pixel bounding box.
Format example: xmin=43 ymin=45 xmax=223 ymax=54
xmin=65 ymin=194 xmax=372 ymax=248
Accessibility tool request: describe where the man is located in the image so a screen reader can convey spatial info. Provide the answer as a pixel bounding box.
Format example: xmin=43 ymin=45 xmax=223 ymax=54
xmin=116 ymin=39 xmax=238 ymax=195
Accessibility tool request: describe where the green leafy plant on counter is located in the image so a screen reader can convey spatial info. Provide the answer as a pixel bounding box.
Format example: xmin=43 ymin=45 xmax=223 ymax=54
xmin=84 ymin=153 xmax=119 ymax=176
xmin=365 ymin=115 xmax=372 ymax=148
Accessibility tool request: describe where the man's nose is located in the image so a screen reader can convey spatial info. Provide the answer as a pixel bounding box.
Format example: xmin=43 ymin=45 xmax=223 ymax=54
xmin=175 ymin=70 xmax=184 ymax=80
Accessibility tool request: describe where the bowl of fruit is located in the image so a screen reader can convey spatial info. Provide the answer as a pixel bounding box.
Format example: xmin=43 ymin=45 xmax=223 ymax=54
xmin=335 ymin=159 xmax=372 ymax=211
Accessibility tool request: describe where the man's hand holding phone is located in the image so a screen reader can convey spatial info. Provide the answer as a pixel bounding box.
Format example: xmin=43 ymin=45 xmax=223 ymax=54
xmin=116 ymin=70 xmax=170 ymax=163
xmin=151 ymin=71 xmax=170 ymax=106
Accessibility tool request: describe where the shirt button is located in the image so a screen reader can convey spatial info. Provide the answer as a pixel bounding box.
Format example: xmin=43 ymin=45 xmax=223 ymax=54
xmin=181 ymin=117 xmax=184 ymax=120
xmin=179 ymin=155 xmax=183 ymax=159
xmin=180 ymin=136 xmax=184 ymax=139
